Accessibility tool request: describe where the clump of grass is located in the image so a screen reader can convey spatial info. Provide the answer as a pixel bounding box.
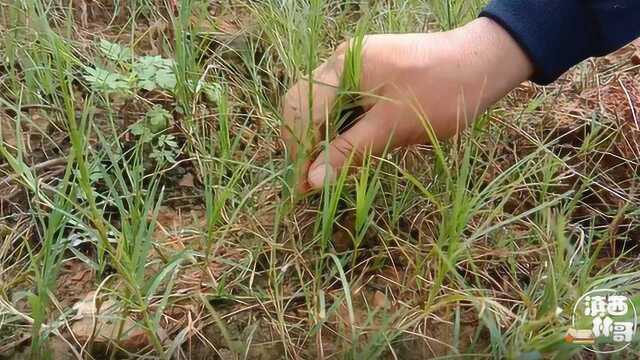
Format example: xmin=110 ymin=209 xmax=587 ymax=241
xmin=1 ymin=0 xmax=639 ymax=358
xmin=429 ymin=0 xmax=487 ymax=30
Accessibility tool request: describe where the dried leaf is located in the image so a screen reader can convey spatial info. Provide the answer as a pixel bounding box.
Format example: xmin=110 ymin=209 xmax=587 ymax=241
xmin=70 ymin=293 xmax=165 ymax=350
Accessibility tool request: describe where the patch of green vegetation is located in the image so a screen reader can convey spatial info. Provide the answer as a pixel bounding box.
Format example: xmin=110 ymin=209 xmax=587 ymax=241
xmin=0 ymin=0 xmax=638 ymax=359
xmin=84 ymin=40 xmax=179 ymax=94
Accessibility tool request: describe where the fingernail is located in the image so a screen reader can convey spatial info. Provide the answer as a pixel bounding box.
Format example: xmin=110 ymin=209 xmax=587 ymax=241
xmin=308 ymin=165 xmax=335 ymax=189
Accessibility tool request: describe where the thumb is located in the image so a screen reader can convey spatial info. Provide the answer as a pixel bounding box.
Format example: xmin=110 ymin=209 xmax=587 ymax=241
xmin=307 ymin=104 xmax=394 ymax=189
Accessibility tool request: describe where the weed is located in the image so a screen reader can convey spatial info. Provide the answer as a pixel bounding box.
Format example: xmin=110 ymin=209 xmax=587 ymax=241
xmin=0 ymin=0 xmax=638 ymax=359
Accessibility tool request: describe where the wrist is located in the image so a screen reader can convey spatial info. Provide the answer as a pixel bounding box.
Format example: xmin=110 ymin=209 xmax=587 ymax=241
xmin=453 ymin=17 xmax=534 ymax=99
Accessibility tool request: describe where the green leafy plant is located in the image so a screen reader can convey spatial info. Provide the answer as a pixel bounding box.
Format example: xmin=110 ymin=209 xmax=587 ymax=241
xmin=150 ymin=134 xmax=179 ymax=163
xmin=83 ymin=41 xmax=178 ymax=95
xmin=130 ymin=105 xmax=178 ymax=163
xmin=193 ymin=79 xmax=223 ymax=103
xmin=133 ymin=55 xmax=177 ymax=91
xmin=130 ymin=105 xmax=172 ymax=142
xmin=99 ymin=39 xmax=134 ymax=62
xmin=4 ymin=1 xmax=639 ymax=358
xmin=83 ymin=66 xmax=131 ymax=93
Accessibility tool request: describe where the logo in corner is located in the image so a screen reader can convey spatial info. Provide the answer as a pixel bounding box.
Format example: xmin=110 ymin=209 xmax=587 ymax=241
xmin=565 ymin=288 xmax=637 ymax=353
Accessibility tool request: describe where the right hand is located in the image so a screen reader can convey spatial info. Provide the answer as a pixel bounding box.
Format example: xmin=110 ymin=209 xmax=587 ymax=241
xmin=282 ymin=18 xmax=533 ymax=192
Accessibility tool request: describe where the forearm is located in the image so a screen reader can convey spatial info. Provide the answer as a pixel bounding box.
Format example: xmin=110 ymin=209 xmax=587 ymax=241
xmin=450 ymin=17 xmax=533 ymax=109
xmin=417 ymin=17 xmax=533 ymax=140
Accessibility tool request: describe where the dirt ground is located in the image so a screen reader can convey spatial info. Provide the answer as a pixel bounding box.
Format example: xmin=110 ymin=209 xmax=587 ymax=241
xmin=1 ymin=1 xmax=640 ymax=359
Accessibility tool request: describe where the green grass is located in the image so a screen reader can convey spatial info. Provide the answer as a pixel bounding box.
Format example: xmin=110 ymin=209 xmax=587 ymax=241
xmin=1 ymin=0 xmax=640 ymax=359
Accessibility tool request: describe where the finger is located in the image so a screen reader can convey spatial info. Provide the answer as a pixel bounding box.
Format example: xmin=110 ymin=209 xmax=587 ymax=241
xmin=282 ymin=52 xmax=350 ymax=193
xmin=281 ymin=46 xmax=348 ymax=162
xmin=306 ymin=103 xmax=397 ymax=189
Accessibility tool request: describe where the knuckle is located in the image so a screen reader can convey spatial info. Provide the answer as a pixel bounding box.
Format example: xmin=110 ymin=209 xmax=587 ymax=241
xmin=331 ymin=136 xmax=362 ymax=164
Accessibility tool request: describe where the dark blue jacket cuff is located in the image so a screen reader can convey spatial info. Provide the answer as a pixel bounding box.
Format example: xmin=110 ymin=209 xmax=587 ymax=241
xmin=480 ymin=0 xmax=593 ymax=85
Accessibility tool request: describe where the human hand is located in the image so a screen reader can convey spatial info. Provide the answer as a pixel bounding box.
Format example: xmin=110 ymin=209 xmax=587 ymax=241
xmin=282 ymin=18 xmax=533 ymax=192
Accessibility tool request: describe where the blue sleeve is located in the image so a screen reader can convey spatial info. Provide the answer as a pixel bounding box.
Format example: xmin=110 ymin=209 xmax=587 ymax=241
xmin=480 ymin=1 xmax=640 ymax=85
